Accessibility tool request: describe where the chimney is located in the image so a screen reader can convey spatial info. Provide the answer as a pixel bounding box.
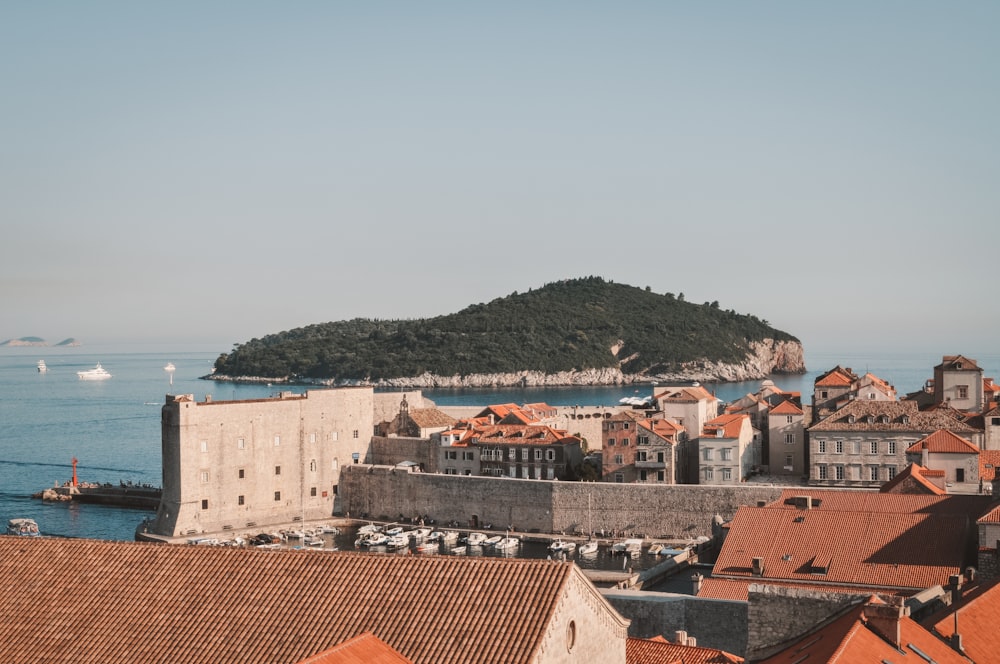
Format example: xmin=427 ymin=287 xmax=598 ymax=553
xmin=949 ymin=573 xmax=963 ymax=606
xmin=752 ymin=557 xmax=765 ymax=576
xmin=921 ymin=447 xmax=929 ymax=468
xmin=204 ymin=394 xmax=212 ymax=403
xmin=674 ymin=630 xmax=688 ymax=646
xmin=863 ymin=598 xmax=908 ymax=648
xmin=691 ymin=573 xmax=704 ymax=594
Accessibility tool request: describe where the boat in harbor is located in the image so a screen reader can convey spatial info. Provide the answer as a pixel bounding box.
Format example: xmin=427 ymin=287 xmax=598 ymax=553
xmin=548 ymin=539 xmax=576 ymax=554
xmin=494 ymin=536 xmax=519 ymax=552
xmin=37 ymin=360 xmax=48 ymax=373
xmin=6 ymin=517 xmax=40 ymax=536
xmin=577 ymin=541 xmax=598 ymax=556
xmin=482 ymin=535 xmax=502 ymax=548
xmin=463 ymin=532 xmax=488 ymax=546
xmin=611 ymin=538 xmax=644 ymax=556
xmin=77 ymin=363 xmax=112 ymax=380
xmin=386 ymin=533 xmax=409 ymax=549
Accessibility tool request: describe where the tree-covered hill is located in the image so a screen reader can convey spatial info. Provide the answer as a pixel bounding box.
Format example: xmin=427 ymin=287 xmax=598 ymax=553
xmin=211 ymin=277 xmax=800 ymax=383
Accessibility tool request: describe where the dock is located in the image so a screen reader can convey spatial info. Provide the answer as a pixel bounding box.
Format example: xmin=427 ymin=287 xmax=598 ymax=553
xmin=34 ymin=482 xmax=162 ymax=511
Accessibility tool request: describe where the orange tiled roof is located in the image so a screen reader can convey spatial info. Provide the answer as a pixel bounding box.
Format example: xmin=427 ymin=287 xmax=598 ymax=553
xmin=696 ymin=578 xmax=906 ymax=602
xmin=757 ymin=599 xmax=969 ymax=663
xmin=702 ymin=413 xmax=747 ymax=439
xmin=929 ymin=578 xmax=1000 ymax=664
xmin=981 ymin=450 xmax=1000 ymax=482
xmin=814 ymin=366 xmax=857 ymax=387
xmin=809 ymin=399 xmax=979 ymax=433
xmin=472 ymin=424 xmax=571 ymax=445
xmin=879 ymin=463 xmax=947 ymax=495
xmin=936 ymin=355 xmax=981 ymax=371
xmin=655 ymin=386 xmax=717 ymax=402
xmin=978 ymin=504 xmax=1000 ymax=524
xmin=906 ymin=429 xmax=981 ymax=454
xmin=0 ymin=538 xmax=621 ymax=664
xmin=712 ymin=503 xmax=972 ymax=591
xmin=769 ymin=489 xmax=989 ymax=515
xmin=626 ymin=636 xmax=742 ymax=664
xmin=406 ymin=408 xmax=456 ymax=429
xmin=298 ymin=632 xmax=412 ymax=664
xmin=768 ymin=400 xmax=802 ymax=416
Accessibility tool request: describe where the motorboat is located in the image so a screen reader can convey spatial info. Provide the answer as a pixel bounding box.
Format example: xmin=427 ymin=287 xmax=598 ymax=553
xmin=77 ymin=363 xmax=112 ymax=380
xmin=648 ymin=543 xmax=663 ymax=556
xmin=303 ymin=536 xmax=324 ymax=547
xmin=494 ymin=536 xmax=519 ymax=551
xmin=426 ymin=531 xmax=445 ymax=542
xmin=6 ymin=518 xmax=40 ymax=536
xmin=410 ymin=527 xmax=432 ymax=541
xmin=463 ymin=532 xmax=488 ymax=546
xmin=37 ymin=360 xmax=48 ymax=373
xmin=357 ymin=533 xmax=388 ymax=547
xmin=611 ymin=538 xmax=644 ymax=556
xmin=385 ymin=526 xmax=404 ymax=537
xmin=449 ymin=545 xmax=467 ymax=556
xmin=163 ymin=362 xmax=176 ymax=372
xmin=319 ymin=525 xmax=341 ymax=534
xmin=357 ymin=523 xmax=383 ymax=536
xmin=386 ymin=533 xmax=409 ymax=549
xmin=482 ymin=535 xmax=502 ymax=548
xmin=548 ymin=539 xmax=576 ymax=554
xmin=577 ymin=541 xmax=598 ymax=556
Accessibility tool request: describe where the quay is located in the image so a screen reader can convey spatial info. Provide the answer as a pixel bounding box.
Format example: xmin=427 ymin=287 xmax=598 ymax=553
xmin=33 ymin=458 xmax=161 ymax=511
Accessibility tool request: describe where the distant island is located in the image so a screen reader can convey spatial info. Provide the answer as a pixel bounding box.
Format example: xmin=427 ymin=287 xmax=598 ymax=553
xmin=208 ymin=277 xmax=806 ymax=387
xmin=0 ymin=337 xmax=80 ymax=347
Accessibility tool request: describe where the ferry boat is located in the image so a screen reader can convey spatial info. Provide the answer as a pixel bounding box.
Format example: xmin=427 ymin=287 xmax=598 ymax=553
xmin=7 ymin=518 xmax=40 ymax=536
xmin=77 ymin=363 xmax=112 ymax=380
xmin=37 ymin=360 xmax=48 ymax=373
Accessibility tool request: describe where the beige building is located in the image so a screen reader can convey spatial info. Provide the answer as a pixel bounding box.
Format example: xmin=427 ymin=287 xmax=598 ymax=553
xmin=696 ymin=413 xmax=755 ymax=485
xmin=654 ymin=385 xmax=720 ymax=442
xmin=934 ymin=354 xmax=985 ymax=413
xmin=148 ymin=387 xmax=374 ymax=539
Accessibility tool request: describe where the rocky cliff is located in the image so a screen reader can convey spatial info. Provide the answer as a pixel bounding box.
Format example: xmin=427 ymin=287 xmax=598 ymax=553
xmin=210 ymin=338 xmax=805 ymax=388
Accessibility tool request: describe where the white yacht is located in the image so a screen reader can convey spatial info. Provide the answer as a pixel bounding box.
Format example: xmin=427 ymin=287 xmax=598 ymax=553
xmin=77 ymin=363 xmax=112 ymax=380
xmin=37 ymin=360 xmax=48 ymax=373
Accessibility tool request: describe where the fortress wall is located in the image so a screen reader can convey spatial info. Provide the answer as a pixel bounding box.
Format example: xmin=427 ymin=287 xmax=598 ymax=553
xmin=338 ymin=467 xmax=787 ymax=537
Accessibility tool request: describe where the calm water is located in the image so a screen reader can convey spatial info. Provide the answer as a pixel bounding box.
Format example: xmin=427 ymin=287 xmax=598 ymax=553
xmin=2 ymin=344 xmax=997 ymax=543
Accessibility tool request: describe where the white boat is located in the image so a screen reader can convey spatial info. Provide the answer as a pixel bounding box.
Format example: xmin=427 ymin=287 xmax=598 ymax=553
xmin=385 ymin=526 xmax=404 ymax=536
xmin=303 ymin=536 xmax=324 ymax=547
xmin=6 ymin=518 xmax=40 ymax=536
xmin=611 ymin=538 xmax=644 ymax=556
xmin=77 ymin=363 xmax=112 ymax=380
xmin=37 ymin=360 xmax=48 ymax=373
xmin=426 ymin=531 xmax=445 ymax=542
xmin=357 ymin=533 xmax=388 ymax=547
xmin=319 ymin=525 xmax=341 ymax=534
xmin=449 ymin=545 xmax=467 ymax=555
xmin=164 ymin=362 xmax=176 ymax=372
xmin=464 ymin=532 xmax=488 ymax=546
xmin=482 ymin=535 xmax=502 ymax=548
xmin=548 ymin=539 xmax=576 ymax=554
xmin=648 ymin=543 xmax=663 ymax=556
xmin=494 ymin=536 xmax=519 ymax=551
xmin=386 ymin=533 xmax=409 ymax=549
xmin=357 ymin=523 xmax=383 ymax=535
xmin=410 ymin=527 xmax=432 ymax=541
xmin=577 ymin=541 xmax=598 ymax=556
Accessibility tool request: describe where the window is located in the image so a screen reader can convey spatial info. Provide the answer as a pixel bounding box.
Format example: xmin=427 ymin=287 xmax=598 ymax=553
xmin=852 ymin=441 xmax=861 ymax=454
xmin=657 ymin=470 xmax=665 ymax=482
xmin=352 ymin=430 xmax=359 ymax=439
xmin=958 ymin=385 xmax=969 ymax=399
xmin=521 ymin=449 xmax=529 ymax=461
xmin=638 ymin=435 xmax=649 ymax=446
xmin=722 ymin=468 xmax=732 ymax=480
xmin=818 ymin=440 xmax=827 ymax=453
xmin=534 ymin=449 xmax=543 ymax=461
xmin=445 ymin=468 xmax=457 ymax=475
xmin=785 ymin=454 xmax=793 ymax=468
xmin=870 ymin=441 xmax=878 ymax=454
xmin=992 ymin=417 xmax=1000 ymax=426
xmin=614 ymin=454 xmax=624 ymax=465
xmin=200 ymin=471 xmax=209 ymax=483
xmin=639 ymin=470 xmax=647 ymax=481
xmin=275 ymin=466 xmax=281 ymax=475
xmin=720 ymin=448 xmax=732 ymax=461
xmin=508 ymin=467 xmax=516 ymax=478
xmin=508 ymin=448 xmax=516 ymax=460
xmin=957 ymin=468 xmax=965 ymax=483
xmin=887 ymin=466 xmax=897 ymax=480
xmin=614 ymin=473 xmax=624 ymax=483
xmin=703 ymin=448 xmax=712 ymax=461
xmin=869 ymin=466 xmax=879 ymax=481
xmin=274 ymin=491 xmax=281 ymax=501
xmin=818 ymin=465 xmax=828 ymax=480
xmin=623 ymin=422 xmax=630 ymax=430
xmin=621 ymin=438 xmax=630 ymax=446
xmin=786 ymin=415 xmax=793 ymax=423
xmin=238 ymin=468 xmax=245 ymax=479
xmin=704 ymin=468 xmax=714 ymax=481
xmin=201 ymin=499 xmax=208 ymax=510
xmin=888 ymin=441 xmax=897 ymax=455
xmin=463 ymin=451 xmax=474 ymax=461
xmin=835 ymin=441 xmax=843 ymax=454
xmin=200 ymin=440 xmax=208 ymax=453
xmin=637 ymin=451 xmax=647 ymax=462
xmin=608 ymin=438 xmax=616 ymax=447
xmin=546 ymin=449 xmax=555 ymax=461
xmin=238 ymin=495 xmax=244 ymax=505
xmin=785 ymin=433 xmax=795 ymax=444
xmin=237 ymin=438 xmax=245 ymax=450
xmin=310 ymin=487 xmax=317 ymax=496
xmin=309 ymin=433 xmax=316 ymax=443
xmin=835 ymin=466 xmax=845 ymax=480
xmin=274 ymin=435 xmax=280 ymax=447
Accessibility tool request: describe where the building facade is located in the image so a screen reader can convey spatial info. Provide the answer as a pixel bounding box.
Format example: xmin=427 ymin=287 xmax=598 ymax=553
xmin=696 ymin=414 xmax=755 ymax=485
xmin=150 ymin=388 xmax=374 ymax=538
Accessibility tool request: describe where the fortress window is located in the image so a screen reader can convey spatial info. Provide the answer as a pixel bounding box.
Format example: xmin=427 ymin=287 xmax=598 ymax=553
xmin=238 ymin=469 xmax=245 ymax=479
xmin=310 ymin=487 xmax=317 ymax=497
xmin=274 ymin=435 xmax=280 ymax=447
xmin=200 ymin=440 xmax=208 ymax=453
xmin=353 ymin=430 xmax=359 ymax=438
xmin=200 ymin=471 xmax=209 ymax=483
xmin=201 ymin=499 xmax=208 ymax=510
xmin=237 ymin=438 xmax=245 ymax=449
xmin=238 ymin=495 xmax=244 ymax=506
xmin=309 ymin=433 xmax=316 ymax=443
xmin=275 ymin=466 xmax=281 ymax=475
xmin=274 ymin=491 xmax=281 ymax=501
xmin=310 ymin=460 xmax=317 ymax=472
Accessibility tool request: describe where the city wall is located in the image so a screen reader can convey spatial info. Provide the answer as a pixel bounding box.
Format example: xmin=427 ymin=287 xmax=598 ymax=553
xmin=338 ymin=466 xmax=788 ymax=537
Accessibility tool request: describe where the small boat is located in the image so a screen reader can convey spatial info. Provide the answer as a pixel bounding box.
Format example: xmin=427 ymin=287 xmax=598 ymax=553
xmin=385 ymin=526 xmax=404 ymax=537
xmin=357 ymin=533 xmax=388 ymax=547
xmin=410 ymin=527 xmax=432 ymax=541
xmin=386 ymin=533 xmax=409 ymax=549
xmin=482 ymin=535 xmax=502 ymax=548
xmin=464 ymin=532 xmax=488 ymax=546
xmin=426 ymin=531 xmax=445 ymax=542
xmin=303 ymin=536 xmax=324 ymax=547
xmin=577 ymin=541 xmax=598 ymax=556
xmin=548 ymin=539 xmax=576 ymax=554
xmin=357 ymin=523 xmax=383 ymax=535
xmin=416 ymin=542 xmax=438 ymax=554
xmin=611 ymin=539 xmax=644 ymax=556
xmin=441 ymin=530 xmax=460 ymax=543
xmin=163 ymin=362 xmax=176 ymax=372
xmin=494 ymin=536 xmax=519 ymax=551
xmin=37 ymin=360 xmax=48 ymax=373
xmin=319 ymin=525 xmax=340 ymax=534
xmin=77 ymin=363 xmax=112 ymax=380
xmin=648 ymin=543 xmax=663 ymax=556
xmin=449 ymin=545 xmax=467 ymax=556
xmin=6 ymin=518 xmax=40 ymax=536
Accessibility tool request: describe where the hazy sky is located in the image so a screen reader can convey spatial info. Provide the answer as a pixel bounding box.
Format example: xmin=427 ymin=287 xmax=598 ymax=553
xmin=3 ymin=3 xmax=998 ymax=355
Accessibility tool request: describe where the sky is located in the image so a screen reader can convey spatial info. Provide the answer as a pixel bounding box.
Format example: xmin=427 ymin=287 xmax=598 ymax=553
xmin=2 ymin=2 xmax=998 ymax=357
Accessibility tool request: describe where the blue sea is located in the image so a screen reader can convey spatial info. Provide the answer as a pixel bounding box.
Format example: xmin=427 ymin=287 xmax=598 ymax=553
xmin=2 ymin=344 xmax=997 ymax=542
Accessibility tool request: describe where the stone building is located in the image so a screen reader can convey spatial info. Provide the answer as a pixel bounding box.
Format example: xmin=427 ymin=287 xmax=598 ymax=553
xmin=767 ymin=399 xmax=806 ymax=478
xmin=600 ymin=412 xmax=685 ymax=484
xmin=696 ymin=414 xmax=756 ymax=485
xmin=472 ymin=424 xmax=583 ymax=480
xmin=904 ymin=429 xmax=984 ymax=492
xmin=654 ymin=385 xmax=720 ymax=442
xmin=934 ymin=354 xmax=985 ymax=413
xmin=147 ymin=388 xmax=374 ymax=539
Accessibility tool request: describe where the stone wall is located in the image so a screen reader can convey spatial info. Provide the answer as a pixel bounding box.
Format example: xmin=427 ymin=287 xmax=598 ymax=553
xmin=369 ymin=436 xmax=438 ymax=472
xmin=601 ymin=591 xmax=747 ymax=656
xmin=338 ymin=467 xmax=788 ymax=537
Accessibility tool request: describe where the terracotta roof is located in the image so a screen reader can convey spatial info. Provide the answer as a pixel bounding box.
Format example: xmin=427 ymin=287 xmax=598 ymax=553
xmin=770 ymin=489 xmax=989 ymax=516
xmin=809 ymin=399 xmax=979 ymax=433
xmin=696 ymin=578 xmax=906 ymax=602
xmin=0 ymin=538 xmax=625 ymax=664
xmin=472 ymin=424 xmax=571 ymax=445
xmin=297 ymin=633 xmax=412 ymax=664
xmin=626 ymin=636 xmax=742 ymax=663
xmin=701 ymin=414 xmax=747 ymax=439
xmin=929 ymin=578 xmax=1000 ymax=664
xmin=713 ymin=502 xmax=973 ymax=591
xmin=977 ymin=504 xmax=1000 ymax=524
xmin=936 ymin=355 xmax=981 ymax=371
xmin=406 ymin=408 xmax=456 ymax=429
xmin=906 ymin=429 xmax=981 ymax=454
xmin=655 ymin=386 xmax=717 ymax=402
xmin=640 ymin=418 xmax=684 ymax=441
xmin=980 ymin=450 xmax=1000 ymax=482
xmin=768 ymin=400 xmax=802 ymax=416
xmin=879 ymin=463 xmax=947 ymax=495
xmin=757 ymin=599 xmax=969 ymax=664
xmin=814 ymin=366 xmax=857 ymax=387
